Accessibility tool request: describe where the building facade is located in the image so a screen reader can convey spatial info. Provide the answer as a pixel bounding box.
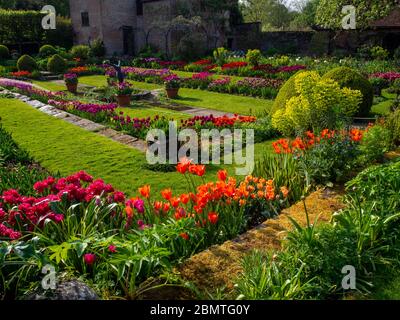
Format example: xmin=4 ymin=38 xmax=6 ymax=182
xmin=69 ymin=0 xmax=242 ymax=56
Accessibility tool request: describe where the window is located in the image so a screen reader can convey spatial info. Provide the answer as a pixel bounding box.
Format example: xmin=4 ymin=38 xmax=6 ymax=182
xmin=136 ymin=0 xmax=143 ymax=16
xmin=81 ymin=12 xmax=90 ymax=27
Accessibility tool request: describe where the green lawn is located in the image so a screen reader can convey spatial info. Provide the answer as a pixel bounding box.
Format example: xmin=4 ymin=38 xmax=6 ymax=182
xmin=371 ymin=99 xmax=393 ymax=115
xmin=79 ymin=75 xmax=274 ymax=116
xmin=117 ymin=103 xmax=190 ymax=120
xmin=371 ymin=90 xmax=397 ymax=116
xmin=0 ymin=98 xmax=200 ymax=196
xmin=32 ymin=80 xmax=65 ymax=92
xmin=172 ymin=88 xmax=273 ymax=115
xmin=0 ymin=98 xmax=274 ymax=197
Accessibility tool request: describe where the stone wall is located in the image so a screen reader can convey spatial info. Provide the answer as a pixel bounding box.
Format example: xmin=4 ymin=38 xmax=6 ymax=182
xmin=69 ymin=0 xmax=103 ymax=47
xmin=69 ymin=0 xmax=137 ymax=55
xmin=233 ymin=29 xmax=400 ymax=56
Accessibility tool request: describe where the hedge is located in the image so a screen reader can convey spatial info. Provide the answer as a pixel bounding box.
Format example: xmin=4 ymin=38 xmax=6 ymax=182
xmin=0 ymin=10 xmax=73 ymax=49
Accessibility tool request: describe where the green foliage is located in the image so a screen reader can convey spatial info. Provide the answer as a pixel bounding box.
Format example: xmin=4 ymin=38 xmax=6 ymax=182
xmin=0 ymin=10 xmax=72 ymax=48
xmin=47 ymin=54 xmax=67 ymax=74
xmin=271 ymin=70 xmax=305 ymax=116
xmin=43 ymin=17 xmax=73 ymax=49
xmin=39 ymin=44 xmax=57 ymax=57
xmin=254 ymin=153 xmax=306 ymax=202
xmin=0 ymin=124 xmax=31 ymax=165
xmin=315 ymin=0 xmax=398 ymax=29
xmin=240 ymin=116 xmax=279 ymax=143
xmin=16 ymin=54 xmax=37 ymax=72
xmin=370 ymin=46 xmax=390 ymax=61
xmin=70 ymin=45 xmax=91 ymax=60
xmin=297 ymin=134 xmax=361 ymax=186
xmin=236 ymin=250 xmax=314 ymax=300
xmin=213 ymin=47 xmax=228 ymax=66
xmin=90 ymin=39 xmax=106 ymax=58
xmin=346 ymin=160 xmax=400 ymax=215
xmin=322 ymin=67 xmax=374 ymax=117
xmin=369 ymin=77 xmax=390 ymax=96
xmin=236 ymin=160 xmax=400 ymax=300
xmin=385 ymin=109 xmax=400 ymax=146
xmin=0 ymin=0 xmax=70 ymax=17
xmin=240 ymin=0 xmax=297 ymax=31
xmin=272 ymin=71 xmax=362 ymax=135
xmin=246 ymin=49 xmax=261 ymax=66
xmin=0 ymin=44 xmax=9 ymax=59
xmin=359 ymin=125 xmax=392 ymax=163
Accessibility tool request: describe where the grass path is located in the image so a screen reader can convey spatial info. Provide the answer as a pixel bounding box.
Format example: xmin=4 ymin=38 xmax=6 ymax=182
xmin=0 ymin=98 xmax=199 ymax=196
xmin=371 ymin=89 xmax=397 ymax=116
xmin=79 ymin=75 xmax=274 ymax=116
xmin=0 ymin=98 xmax=275 ymax=196
xmin=32 ymin=80 xmax=65 ymax=92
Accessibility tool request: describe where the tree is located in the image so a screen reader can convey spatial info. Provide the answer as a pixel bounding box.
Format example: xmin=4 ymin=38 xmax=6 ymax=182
xmin=315 ymin=0 xmax=398 ymax=29
xmin=176 ymin=0 xmax=242 ymax=49
xmin=240 ymin=0 xmax=296 ymax=31
xmin=290 ymin=0 xmax=321 ymax=30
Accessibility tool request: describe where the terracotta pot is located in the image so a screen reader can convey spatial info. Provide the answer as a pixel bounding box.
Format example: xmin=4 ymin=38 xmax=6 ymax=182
xmin=166 ymin=88 xmax=179 ymax=99
xmin=116 ymin=94 xmax=131 ymax=107
xmin=66 ymin=83 xmax=78 ymax=94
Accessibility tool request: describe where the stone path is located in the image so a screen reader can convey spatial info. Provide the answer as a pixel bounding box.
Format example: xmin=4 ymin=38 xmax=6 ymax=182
xmin=1 ymin=89 xmax=148 ymax=152
xmin=52 ymin=79 xmax=95 ymax=89
xmin=149 ymin=89 xmax=238 ymax=117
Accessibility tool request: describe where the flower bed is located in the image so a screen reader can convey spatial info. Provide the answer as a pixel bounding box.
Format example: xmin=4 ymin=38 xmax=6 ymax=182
xmin=122 ymin=67 xmax=283 ymax=99
xmin=369 ymin=72 xmax=400 ymax=82
xmin=0 ymin=150 xmax=290 ymax=300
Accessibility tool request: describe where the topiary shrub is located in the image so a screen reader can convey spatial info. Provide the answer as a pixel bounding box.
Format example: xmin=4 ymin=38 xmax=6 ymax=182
xmin=47 ymin=54 xmax=67 ymax=74
xmin=39 ymin=45 xmax=57 ymax=57
xmin=271 ymin=71 xmax=362 ymax=135
xmin=322 ymin=67 xmax=374 ymax=117
xmin=271 ymin=70 xmax=306 ymax=115
xmin=70 ymin=45 xmax=91 ymax=60
xmin=0 ymin=45 xmax=9 ymax=60
xmin=17 ymin=55 xmax=37 ymax=72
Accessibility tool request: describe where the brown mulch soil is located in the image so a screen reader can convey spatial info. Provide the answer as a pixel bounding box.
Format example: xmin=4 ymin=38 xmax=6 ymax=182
xmin=176 ymin=188 xmax=345 ymax=297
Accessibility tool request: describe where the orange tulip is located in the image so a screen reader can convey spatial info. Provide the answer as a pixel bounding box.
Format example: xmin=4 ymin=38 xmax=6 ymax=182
xmin=180 ymin=193 xmax=190 ymax=205
xmin=138 ymin=185 xmax=150 ymax=198
xmin=217 ymin=169 xmax=228 ymax=181
xmin=161 ymin=188 xmax=172 ymax=201
xmin=125 ymin=206 xmax=134 ymax=218
xmin=208 ymin=212 xmax=219 ymax=224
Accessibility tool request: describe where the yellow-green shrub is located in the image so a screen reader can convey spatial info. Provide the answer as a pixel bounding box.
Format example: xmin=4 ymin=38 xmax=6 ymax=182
xmin=322 ymin=67 xmax=373 ymax=116
xmin=246 ymin=49 xmax=261 ymax=66
xmin=272 ymin=71 xmax=362 ymax=135
xmin=271 ymin=70 xmax=306 ymax=115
